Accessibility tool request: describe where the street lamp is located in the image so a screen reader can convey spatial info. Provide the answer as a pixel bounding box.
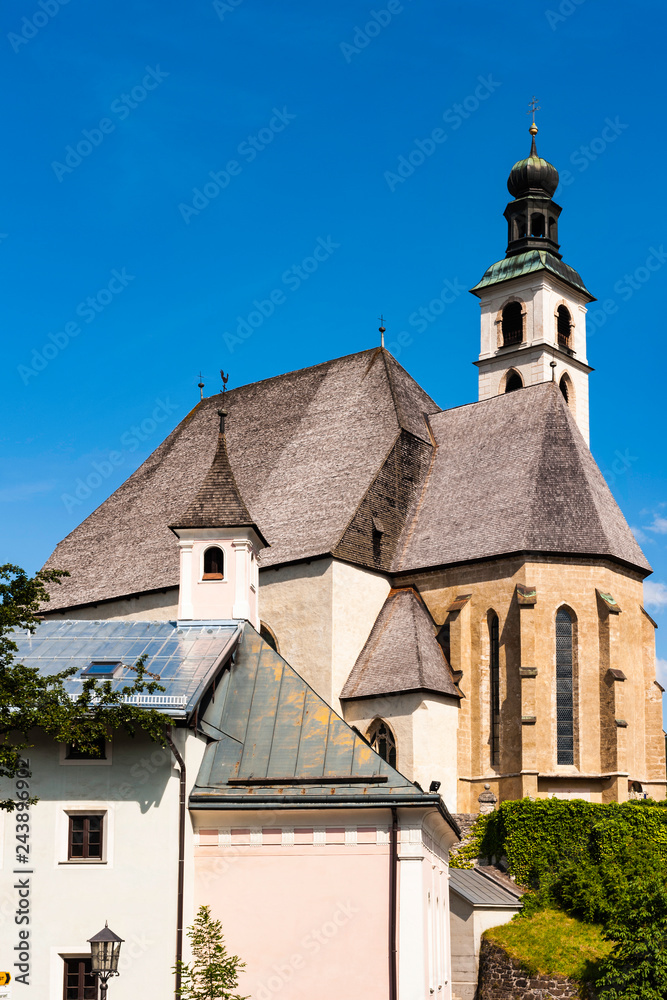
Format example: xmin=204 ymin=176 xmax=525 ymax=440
xmin=88 ymin=922 xmax=123 ymax=999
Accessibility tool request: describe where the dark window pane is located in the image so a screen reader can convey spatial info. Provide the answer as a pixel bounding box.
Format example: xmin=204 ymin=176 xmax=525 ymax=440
xmin=490 ymin=614 xmax=500 ymax=766
xmin=556 ymin=609 xmax=574 ymax=765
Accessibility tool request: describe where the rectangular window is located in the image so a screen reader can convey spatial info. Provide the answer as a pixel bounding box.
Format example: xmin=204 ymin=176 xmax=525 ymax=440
xmin=63 ymin=957 xmax=97 ymax=999
xmin=68 ymin=815 xmax=104 ymax=860
xmin=65 ymin=739 xmax=106 ymax=761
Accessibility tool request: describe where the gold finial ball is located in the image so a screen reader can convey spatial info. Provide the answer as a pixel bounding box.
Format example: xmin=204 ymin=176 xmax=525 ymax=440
xmin=529 ymin=123 xmax=538 ymax=136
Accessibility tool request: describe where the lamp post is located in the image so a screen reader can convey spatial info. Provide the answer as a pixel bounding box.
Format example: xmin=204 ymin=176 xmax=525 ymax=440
xmin=88 ymin=922 xmax=123 ymax=999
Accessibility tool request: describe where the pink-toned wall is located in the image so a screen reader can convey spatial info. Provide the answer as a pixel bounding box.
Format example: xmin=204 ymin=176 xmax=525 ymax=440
xmin=195 ymin=827 xmax=390 ymax=1000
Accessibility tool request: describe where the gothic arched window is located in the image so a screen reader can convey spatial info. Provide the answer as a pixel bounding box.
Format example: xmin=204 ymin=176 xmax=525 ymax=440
xmin=489 ymin=613 xmax=500 ymax=767
xmin=557 ymin=305 xmax=572 ymax=348
xmin=556 ymin=608 xmax=575 ymax=765
xmin=504 ymin=369 xmax=523 ymax=393
xmin=559 ymin=375 xmax=569 ymax=403
xmin=260 ymin=622 xmax=279 ymax=653
xmin=368 ymin=720 xmax=397 ymax=769
xmin=203 ymin=546 xmax=224 ymax=580
xmin=502 ymin=302 xmax=523 ymax=346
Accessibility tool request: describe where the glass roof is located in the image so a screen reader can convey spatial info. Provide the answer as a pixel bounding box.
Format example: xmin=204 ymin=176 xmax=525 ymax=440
xmin=11 ymin=620 xmax=241 ymax=716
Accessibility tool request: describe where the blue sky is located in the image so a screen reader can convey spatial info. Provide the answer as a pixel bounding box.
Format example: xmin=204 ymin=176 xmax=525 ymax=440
xmin=2 ymin=0 xmax=667 ymax=706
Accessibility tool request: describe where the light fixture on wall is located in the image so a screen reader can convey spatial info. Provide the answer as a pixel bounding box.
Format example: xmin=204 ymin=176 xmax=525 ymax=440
xmin=429 ymin=780 xmax=441 ymax=793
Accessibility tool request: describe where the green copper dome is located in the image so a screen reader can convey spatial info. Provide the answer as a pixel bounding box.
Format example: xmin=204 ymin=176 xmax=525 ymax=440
xmin=507 ymin=133 xmax=559 ymax=198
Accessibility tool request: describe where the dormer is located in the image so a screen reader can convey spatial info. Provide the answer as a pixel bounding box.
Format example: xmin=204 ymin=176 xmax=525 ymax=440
xmin=169 ymin=409 xmax=268 ymax=628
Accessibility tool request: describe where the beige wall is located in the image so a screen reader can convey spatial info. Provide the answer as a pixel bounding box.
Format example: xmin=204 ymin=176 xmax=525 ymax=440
xmin=401 ymin=554 xmax=666 ymax=811
xmin=42 ymin=587 xmax=179 ymax=622
xmin=259 ymin=557 xmax=390 ymax=709
xmin=342 ymin=693 xmax=459 ymax=812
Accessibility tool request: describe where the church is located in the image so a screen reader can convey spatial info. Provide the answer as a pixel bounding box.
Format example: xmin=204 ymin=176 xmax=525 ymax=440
xmin=3 ymin=121 xmax=664 ymax=1000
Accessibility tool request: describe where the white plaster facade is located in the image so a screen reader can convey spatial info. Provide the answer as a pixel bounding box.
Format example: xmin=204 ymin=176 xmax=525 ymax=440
xmin=173 ymin=526 xmax=263 ymax=628
xmin=474 ymin=272 xmax=592 ymax=443
xmin=0 ymin=728 xmax=206 ymax=1000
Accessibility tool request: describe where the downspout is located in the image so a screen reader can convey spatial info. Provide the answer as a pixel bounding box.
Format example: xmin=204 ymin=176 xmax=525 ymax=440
xmin=389 ymin=805 xmax=398 ymax=1000
xmin=166 ymin=726 xmax=186 ymax=999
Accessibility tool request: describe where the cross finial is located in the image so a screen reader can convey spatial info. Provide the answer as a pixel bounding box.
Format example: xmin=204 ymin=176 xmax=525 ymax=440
xmin=527 ymin=96 xmax=540 ymax=124
xmin=378 ymin=314 xmax=386 ymax=349
xmin=197 ymin=371 xmax=205 ymax=401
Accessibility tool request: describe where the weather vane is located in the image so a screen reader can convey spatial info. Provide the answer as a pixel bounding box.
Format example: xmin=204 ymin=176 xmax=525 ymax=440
xmin=220 ymin=369 xmax=229 ymax=399
xmin=378 ymin=314 xmax=386 ymax=349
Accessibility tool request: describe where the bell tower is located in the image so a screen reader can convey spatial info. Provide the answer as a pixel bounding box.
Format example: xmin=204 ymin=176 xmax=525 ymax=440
xmin=470 ymin=110 xmax=596 ymax=444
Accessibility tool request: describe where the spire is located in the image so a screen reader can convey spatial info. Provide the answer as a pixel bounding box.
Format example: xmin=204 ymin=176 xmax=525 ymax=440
xmin=504 ymin=106 xmax=562 ymax=259
xmin=170 ymin=409 xmax=268 ymax=545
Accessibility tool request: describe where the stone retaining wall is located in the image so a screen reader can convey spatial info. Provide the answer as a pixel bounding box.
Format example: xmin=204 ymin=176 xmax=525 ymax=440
xmin=475 ymin=938 xmax=591 ymax=999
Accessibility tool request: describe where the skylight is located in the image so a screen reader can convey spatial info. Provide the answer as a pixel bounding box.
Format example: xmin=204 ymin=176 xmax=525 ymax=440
xmin=82 ymin=661 xmax=123 ymax=679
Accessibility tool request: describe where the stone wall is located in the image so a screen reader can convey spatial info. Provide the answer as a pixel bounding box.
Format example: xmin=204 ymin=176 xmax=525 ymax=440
xmin=475 ymin=938 xmax=590 ymax=999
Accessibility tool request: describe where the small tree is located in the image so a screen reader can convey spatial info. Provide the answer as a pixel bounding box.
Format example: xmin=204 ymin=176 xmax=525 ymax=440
xmin=0 ymin=564 xmax=167 ymax=810
xmin=595 ymin=874 xmax=667 ymax=1000
xmin=175 ymin=905 xmax=247 ymax=1000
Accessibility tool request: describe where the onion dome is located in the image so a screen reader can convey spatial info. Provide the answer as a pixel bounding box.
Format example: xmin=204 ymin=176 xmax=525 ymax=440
xmin=507 ymin=125 xmax=559 ymax=198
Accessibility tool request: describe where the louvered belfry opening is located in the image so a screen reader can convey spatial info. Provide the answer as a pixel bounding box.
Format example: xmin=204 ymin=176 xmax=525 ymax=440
xmin=502 ymin=301 xmax=523 ymax=346
xmin=489 ymin=613 xmax=500 ymax=767
xmin=556 ymin=608 xmax=575 ymax=765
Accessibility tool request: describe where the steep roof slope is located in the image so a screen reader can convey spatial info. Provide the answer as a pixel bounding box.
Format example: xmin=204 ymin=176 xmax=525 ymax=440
xmin=44 ymin=349 xmax=439 ymax=611
xmin=341 ymin=588 xmax=461 ymax=700
xmin=395 ymin=381 xmax=650 ymax=575
xmin=192 ymin=624 xmax=458 ymax=831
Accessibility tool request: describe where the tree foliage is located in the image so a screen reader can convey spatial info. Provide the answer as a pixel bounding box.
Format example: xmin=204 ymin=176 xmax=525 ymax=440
xmin=175 ymin=905 xmax=247 ymax=1000
xmin=469 ymin=798 xmax=667 ymax=995
xmin=0 ymin=564 xmax=167 ymax=810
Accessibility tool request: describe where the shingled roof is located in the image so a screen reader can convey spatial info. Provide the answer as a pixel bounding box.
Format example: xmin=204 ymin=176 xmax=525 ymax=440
xmin=169 ymin=423 xmax=268 ymax=545
xmin=192 ymin=624 xmax=459 ymax=832
xmin=394 ymin=381 xmax=650 ymax=575
xmin=44 ymin=349 xmax=439 ymax=611
xmin=341 ymin=588 xmax=461 ymax=700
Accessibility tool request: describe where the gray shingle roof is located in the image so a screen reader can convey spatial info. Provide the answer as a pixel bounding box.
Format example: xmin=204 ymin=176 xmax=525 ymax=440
xmin=394 ymin=381 xmax=650 ymax=575
xmin=44 ymin=349 xmax=438 ymax=611
xmin=341 ymin=588 xmax=461 ymax=700
xmin=169 ymin=429 xmax=268 ymax=545
xmin=449 ymin=868 xmax=523 ymax=907
xmin=192 ymin=624 xmax=459 ymax=831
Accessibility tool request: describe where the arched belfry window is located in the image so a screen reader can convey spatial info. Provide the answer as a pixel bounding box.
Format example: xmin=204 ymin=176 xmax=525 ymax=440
xmin=559 ymin=375 xmax=569 ymax=403
xmin=501 ymin=302 xmax=523 ymax=346
xmin=504 ymin=369 xmax=523 ymax=393
xmin=530 ymin=212 xmax=545 ymax=238
xmin=557 ymin=305 xmax=572 ymax=348
xmin=202 ymin=546 xmax=224 ymax=580
xmin=368 ymin=719 xmax=397 ymax=769
xmin=489 ymin=613 xmax=500 ymax=767
xmin=556 ymin=608 xmax=575 ymax=766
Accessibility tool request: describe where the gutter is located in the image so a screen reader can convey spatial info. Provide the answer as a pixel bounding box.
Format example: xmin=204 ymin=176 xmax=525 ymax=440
xmin=389 ymin=806 xmax=398 ymax=1000
xmin=166 ymin=727 xmax=186 ymax=1000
